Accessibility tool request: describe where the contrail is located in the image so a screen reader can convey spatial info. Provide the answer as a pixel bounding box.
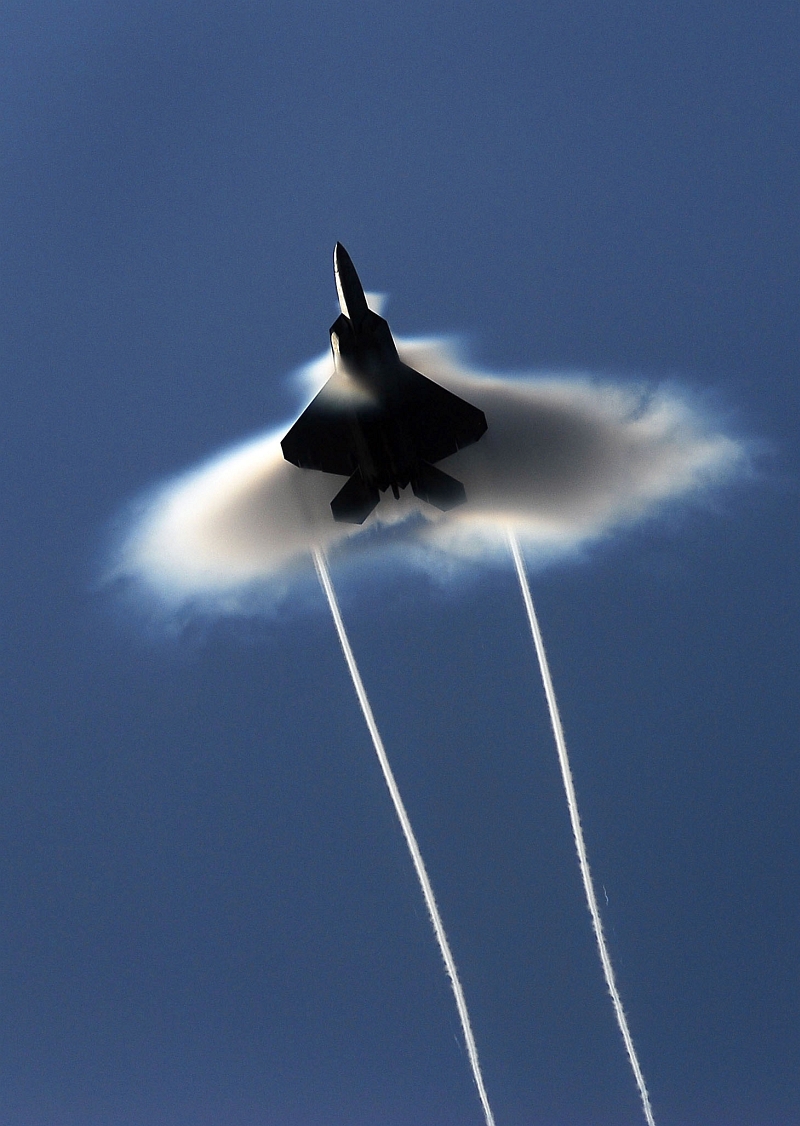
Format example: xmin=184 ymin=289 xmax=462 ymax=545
xmin=313 ymin=547 xmax=497 ymax=1126
xmin=507 ymin=528 xmax=656 ymax=1126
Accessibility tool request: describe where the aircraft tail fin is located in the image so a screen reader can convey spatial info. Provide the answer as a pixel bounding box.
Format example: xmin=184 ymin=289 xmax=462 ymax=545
xmin=330 ymin=469 xmax=380 ymax=524
xmin=411 ymin=461 xmax=467 ymax=511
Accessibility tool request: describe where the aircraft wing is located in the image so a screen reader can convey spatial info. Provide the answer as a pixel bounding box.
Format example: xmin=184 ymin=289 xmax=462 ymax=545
xmin=280 ymin=374 xmax=361 ymax=475
xmin=282 ymin=364 xmax=487 ymax=477
xmin=397 ymin=365 xmax=488 ymax=464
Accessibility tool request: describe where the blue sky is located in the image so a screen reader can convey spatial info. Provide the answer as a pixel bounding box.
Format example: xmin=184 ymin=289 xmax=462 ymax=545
xmin=2 ymin=2 xmax=799 ymax=1124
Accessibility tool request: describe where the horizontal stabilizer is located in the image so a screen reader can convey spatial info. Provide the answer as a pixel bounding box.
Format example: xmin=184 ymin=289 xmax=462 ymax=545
xmin=331 ymin=469 xmax=380 ymax=524
xmin=411 ymin=461 xmax=467 ymax=512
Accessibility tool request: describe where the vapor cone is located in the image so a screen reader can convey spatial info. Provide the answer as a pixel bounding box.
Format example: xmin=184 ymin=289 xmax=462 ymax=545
xmin=112 ymin=338 xmax=745 ymax=612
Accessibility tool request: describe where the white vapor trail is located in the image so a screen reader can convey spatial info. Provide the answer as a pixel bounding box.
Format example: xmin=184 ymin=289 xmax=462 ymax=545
xmin=313 ymin=547 xmax=496 ymax=1126
xmin=113 ymin=338 xmax=747 ymax=613
xmin=507 ymin=528 xmax=656 ymax=1126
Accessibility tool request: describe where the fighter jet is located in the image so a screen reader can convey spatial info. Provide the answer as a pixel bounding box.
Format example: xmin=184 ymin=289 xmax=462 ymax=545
xmin=281 ymin=244 xmax=488 ymax=524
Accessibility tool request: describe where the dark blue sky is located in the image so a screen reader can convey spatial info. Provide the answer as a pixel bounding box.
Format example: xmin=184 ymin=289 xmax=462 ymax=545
xmin=2 ymin=2 xmax=799 ymax=1124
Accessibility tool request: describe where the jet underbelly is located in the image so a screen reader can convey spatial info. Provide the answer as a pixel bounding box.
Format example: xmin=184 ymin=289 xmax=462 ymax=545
xmin=280 ymin=243 xmax=488 ymax=523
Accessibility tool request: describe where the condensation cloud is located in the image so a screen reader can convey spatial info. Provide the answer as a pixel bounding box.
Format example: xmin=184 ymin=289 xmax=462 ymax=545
xmin=111 ymin=338 xmax=746 ymax=612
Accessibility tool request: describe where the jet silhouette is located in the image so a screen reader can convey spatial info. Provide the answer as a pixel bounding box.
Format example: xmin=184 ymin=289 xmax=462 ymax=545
xmin=281 ymin=244 xmax=488 ymax=524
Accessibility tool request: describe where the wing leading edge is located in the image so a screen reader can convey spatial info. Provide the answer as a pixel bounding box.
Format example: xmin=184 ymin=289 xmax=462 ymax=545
xmin=281 ymin=363 xmax=486 ymax=477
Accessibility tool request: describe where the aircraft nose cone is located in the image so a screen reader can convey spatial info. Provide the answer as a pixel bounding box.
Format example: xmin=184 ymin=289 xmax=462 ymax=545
xmin=333 ymin=242 xmax=369 ymax=327
xmin=333 ymin=242 xmax=351 ymax=273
